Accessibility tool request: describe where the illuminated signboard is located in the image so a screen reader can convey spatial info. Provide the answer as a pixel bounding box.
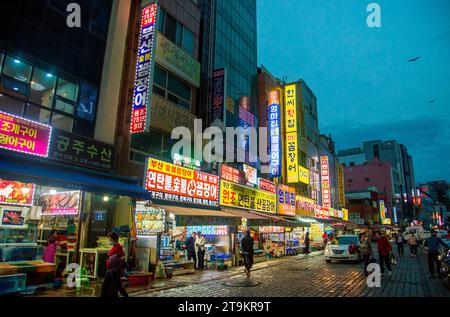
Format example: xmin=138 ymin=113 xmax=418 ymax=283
xmin=145 ymin=158 xmax=219 ymax=207
xmin=277 ymin=184 xmax=296 ymax=216
xmin=338 ymin=164 xmax=345 ymax=207
xmin=259 ymin=226 xmax=284 ymax=233
xmin=135 ymin=208 xmax=165 ymax=236
xmin=219 ymin=180 xmax=276 ymax=214
xmin=0 ymin=180 xmax=35 ymax=206
xmin=268 ymin=90 xmax=281 ymax=177
xmin=342 ymin=208 xmax=349 ymax=221
xmin=130 ymin=3 xmax=158 ymax=134
xmin=299 ymin=165 xmax=309 ymax=185
xmin=243 ymin=164 xmax=257 ymax=187
xmin=320 ymin=156 xmax=331 ymax=208
xmin=258 ymin=178 xmax=276 ymax=194
xmin=393 ymin=207 xmax=398 ymax=223
xmin=173 ymin=152 xmax=201 ymax=170
xmin=296 ymin=195 xmax=315 ymax=217
xmin=0 ymin=206 xmax=28 ymax=228
xmin=0 ymin=111 xmax=52 ymax=157
xmin=221 ymin=164 xmax=244 ymax=185
xmin=40 ymin=191 xmax=81 ymax=215
xmin=379 ymin=200 xmax=385 ymax=220
xmin=382 ymin=218 xmax=392 ymax=225
xmin=211 ymin=68 xmax=227 ymax=128
xmin=315 ymin=205 xmax=330 ymax=220
xmin=186 ymin=225 xmax=228 ymax=236
xmin=285 ymin=84 xmax=299 ymax=183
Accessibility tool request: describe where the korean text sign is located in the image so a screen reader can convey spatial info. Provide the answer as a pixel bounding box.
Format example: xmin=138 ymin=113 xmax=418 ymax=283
xmin=286 ymin=132 xmax=299 ymax=183
xmin=145 ymin=158 xmax=219 ymax=207
xmin=338 ymin=164 xmax=345 ymax=207
xmin=0 ymin=111 xmax=52 ymax=157
xmin=258 ymin=178 xmax=276 ymax=194
xmin=277 ymin=184 xmax=296 ymax=216
xmin=296 ymin=195 xmax=315 ymax=217
xmin=221 ymin=164 xmax=243 ymax=185
xmin=219 ymin=180 xmax=276 ymax=214
xmin=211 ymin=68 xmax=226 ymax=124
xmin=284 ymin=84 xmax=297 ymax=133
xmin=131 ymin=4 xmax=158 ymax=133
xmin=320 ymin=156 xmax=331 ymax=208
xmin=49 ymin=128 xmax=115 ymax=171
xmin=268 ymin=90 xmax=281 ymax=177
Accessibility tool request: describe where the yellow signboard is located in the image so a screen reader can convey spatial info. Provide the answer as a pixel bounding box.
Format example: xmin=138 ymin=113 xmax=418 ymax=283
xmin=286 ymin=132 xmax=299 ymax=183
xmin=284 ymin=84 xmax=297 ymax=133
xmin=382 ymin=218 xmax=392 ymax=225
xmin=379 ymin=201 xmax=385 ymax=220
xmin=219 ymin=180 xmax=277 ymax=214
xmin=296 ymin=195 xmax=315 ymax=217
xmin=299 ymin=165 xmax=309 ymax=185
xmin=342 ymin=208 xmax=349 ymax=221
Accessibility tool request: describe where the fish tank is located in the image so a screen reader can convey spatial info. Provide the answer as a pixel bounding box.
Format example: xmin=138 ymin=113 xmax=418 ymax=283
xmin=0 ymin=225 xmax=42 ymax=262
xmin=0 ymin=225 xmax=38 ymax=245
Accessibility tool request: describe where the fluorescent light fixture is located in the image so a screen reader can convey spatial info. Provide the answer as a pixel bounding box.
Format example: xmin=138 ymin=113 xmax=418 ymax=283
xmin=13 ymin=87 xmax=19 ymax=91
xmin=14 ymin=59 xmax=21 ymax=64
xmin=46 ymin=73 xmax=53 ymax=78
xmin=103 ymin=195 xmax=110 ymax=202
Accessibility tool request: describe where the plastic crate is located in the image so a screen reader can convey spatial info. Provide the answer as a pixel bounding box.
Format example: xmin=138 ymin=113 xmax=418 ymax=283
xmin=0 ymin=273 xmax=27 ymax=295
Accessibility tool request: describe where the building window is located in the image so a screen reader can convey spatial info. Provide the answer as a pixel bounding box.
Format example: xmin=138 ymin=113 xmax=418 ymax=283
xmin=23 ymin=103 xmax=51 ymax=125
xmin=77 ymin=81 xmax=98 ymax=122
xmin=30 ymin=67 xmax=56 ymax=108
xmin=2 ymin=55 xmax=32 ymax=83
xmin=153 ymin=64 xmax=192 ymax=110
xmin=182 ymin=28 xmax=194 ymax=55
xmin=164 ymin=13 xmax=178 ymax=44
xmin=0 ymin=51 xmax=4 ymax=73
xmin=56 ymin=77 xmax=79 ymax=102
xmin=365 ymin=177 xmax=371 ymax=182
xmin=51 ymin=112 xmax=74 ymax=132
xmin=0 ymin=94 xmax=25 ymax=116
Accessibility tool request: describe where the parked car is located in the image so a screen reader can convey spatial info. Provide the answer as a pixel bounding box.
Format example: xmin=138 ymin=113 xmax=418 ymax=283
xmin=324 ymin=235 xmax=361 ymax=263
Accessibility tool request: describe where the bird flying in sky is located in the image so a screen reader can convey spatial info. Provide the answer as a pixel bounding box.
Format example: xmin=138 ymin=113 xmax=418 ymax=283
xmin=408 ymin=56 xmax=421 ymax=62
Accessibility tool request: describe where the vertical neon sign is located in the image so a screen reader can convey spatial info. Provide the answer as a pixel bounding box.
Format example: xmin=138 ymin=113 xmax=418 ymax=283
xmin=130 ymin=3 xmax=158 ymax=134
xmin=268 ymin=90 xmax=281 ymax=177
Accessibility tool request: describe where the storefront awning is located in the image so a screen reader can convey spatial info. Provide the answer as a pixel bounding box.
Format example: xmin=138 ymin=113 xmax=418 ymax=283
xmin=221 ymin=207 xmax=273 ymax=220
xmin=152 ymin=204 xmax=238 ymax=218
xmin=0 ymin=152 xmax=151 ymax=199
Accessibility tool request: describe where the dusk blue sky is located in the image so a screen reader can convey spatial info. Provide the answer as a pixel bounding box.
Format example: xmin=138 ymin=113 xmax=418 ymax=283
xmin=257 ymin=0 xmax=450 ymax=183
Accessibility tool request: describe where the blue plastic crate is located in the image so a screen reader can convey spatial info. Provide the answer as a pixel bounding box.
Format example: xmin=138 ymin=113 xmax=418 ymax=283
xmin=0 ymin=273 xmax=27 ymax=295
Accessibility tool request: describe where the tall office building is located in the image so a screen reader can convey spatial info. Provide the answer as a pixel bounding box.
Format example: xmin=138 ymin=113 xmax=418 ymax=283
xmin=198 ymin=0 xmax=258 ymax=136
xmin=338 ymin=140 xmax=416 ymax=223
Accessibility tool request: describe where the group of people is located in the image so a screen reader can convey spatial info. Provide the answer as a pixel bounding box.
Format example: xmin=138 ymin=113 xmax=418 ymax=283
xmin=185 ymin=231 xmax=207 ymax=270
xmin=359 ymin=229 xmax=449 ymax=279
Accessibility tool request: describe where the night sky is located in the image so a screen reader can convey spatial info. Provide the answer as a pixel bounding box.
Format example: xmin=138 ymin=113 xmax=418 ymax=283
xmin=257 ymin=0 xmax=450 ymax=183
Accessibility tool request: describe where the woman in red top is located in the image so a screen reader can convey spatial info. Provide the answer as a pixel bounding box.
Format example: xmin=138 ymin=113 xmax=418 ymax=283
xmin=101 ymin=232 xmax=128 ymax=297
xmin=375 ymin=231 xmax=393 ymax=276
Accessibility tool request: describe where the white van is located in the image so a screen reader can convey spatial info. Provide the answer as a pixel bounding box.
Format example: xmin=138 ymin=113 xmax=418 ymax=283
xmin=403 ymin=226 xmax=430 ymax=241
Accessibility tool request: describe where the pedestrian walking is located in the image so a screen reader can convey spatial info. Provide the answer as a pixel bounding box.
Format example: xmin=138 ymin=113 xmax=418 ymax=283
xmin=360 ymin=233 xmax=373 ymax=276
xmin=395 ymin=232 xmax=406 ymax=256
xmin=101 ymin=232 xmax=128 ymax=297
xmin=195 ymin=231 xmax=206 ymax=270
xmin=408 ymin=233 xmax=418 ymax=257
xmin=424 ymin=229 xmax=449 ymax=279
xmin=375 ymin=231 xmax=392 ymax=276
xmin=186 ymin=232 xmax=197 ymax=269
xmin=241 ymin=229 xmax=254 ymax=278
xmin=304 ymin=232 xmax=310 ymax=253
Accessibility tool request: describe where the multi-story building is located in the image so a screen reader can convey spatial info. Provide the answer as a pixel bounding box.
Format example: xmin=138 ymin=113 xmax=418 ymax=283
xmin=417 ymin=181 xmax=450 ymax=228
xmin=343 ymin=159 xmax=395 ymax=221
xmin=338 ymin=139 xmax=416 ymax=224
xmin=0 ymin=0 xmax=153 ymax=260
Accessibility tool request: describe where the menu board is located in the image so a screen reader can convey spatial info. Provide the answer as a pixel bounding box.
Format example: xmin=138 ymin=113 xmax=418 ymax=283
xmin=0 ymin=180 xmax=35 ymax=206
xmin=135 ymin=208 xmax=165 ymax=236
xmin=40 ymin=191 xmax=80 ymax=215
xmin=145 ymin=158 xmax=219 ymax=207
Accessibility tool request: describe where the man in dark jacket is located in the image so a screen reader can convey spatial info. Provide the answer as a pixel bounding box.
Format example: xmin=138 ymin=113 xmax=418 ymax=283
xmin=186 ymin=232 xmax=197 ymax=270
xmin=424 ymin=229 xmax=449 ymax=278
xmin=241 ymin=229 xmax=254 ymax=278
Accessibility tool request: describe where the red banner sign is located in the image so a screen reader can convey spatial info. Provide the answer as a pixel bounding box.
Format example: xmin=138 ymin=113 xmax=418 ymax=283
xmin=258 ymin=178 xmax=276 ymax=194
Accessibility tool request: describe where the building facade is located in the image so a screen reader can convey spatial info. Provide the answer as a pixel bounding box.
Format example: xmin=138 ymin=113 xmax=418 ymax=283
xmin=338 ymin=139 xmax=416 ymax=224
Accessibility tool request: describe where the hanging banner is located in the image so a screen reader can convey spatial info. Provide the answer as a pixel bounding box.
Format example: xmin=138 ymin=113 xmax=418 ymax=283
xmin=286 ymin=132 xmax=299 ymax=183
xmin=277 ymin=184 xmax=296 ymax=216
xmin=219 ymin=180 xmax=276 ymax=214
xmin=379 ymin=200 xmax=385 ymax=220
xmin=268 ymin=90 xmax=281 ymax=177
xmin=320 ymin=156 xmax=331 ymax=208
xmin=130 ymin=3 xmax=158 ymax=133
xmin=145 ymin=158 xmax=219 ymax=207
xmin=0 ymin=111 xmax=52 ymax=157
